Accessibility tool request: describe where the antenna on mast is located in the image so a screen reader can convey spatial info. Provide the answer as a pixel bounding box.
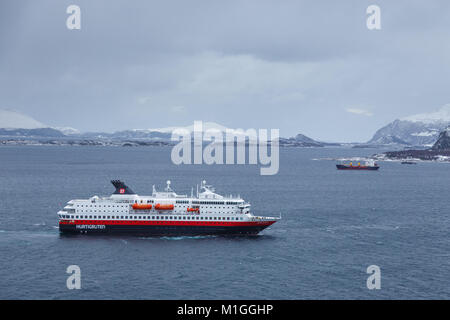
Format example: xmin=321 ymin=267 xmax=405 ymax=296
xmin=166 ymin=180 xmax=173 ymax=192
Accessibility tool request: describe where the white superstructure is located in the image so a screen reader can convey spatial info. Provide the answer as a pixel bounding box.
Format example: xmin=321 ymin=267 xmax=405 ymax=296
xmin=58 ymin=180 xmax=277 ymax=225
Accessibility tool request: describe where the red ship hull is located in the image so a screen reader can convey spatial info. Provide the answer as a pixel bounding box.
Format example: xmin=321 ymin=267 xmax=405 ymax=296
xmin=59 ymin=219 xmax=277 ymax=236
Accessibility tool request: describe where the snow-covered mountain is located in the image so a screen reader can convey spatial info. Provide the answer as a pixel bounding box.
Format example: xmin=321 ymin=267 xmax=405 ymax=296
xmin=104 ymin=122 xmax=281 ymax=142
xmin=431 ymin=128 xmax=450 ymax=150
xmin=369 ymin=104 xmax=450 ymax=146
xmin=278 ymin=133 xmax=341 ymax=147
xmin=0 ymin=109 xmax=46 ymax=129
xmin=0 ymin=109 xmax=67 ymax=137
xmin=54 ymin=127 xmax=80 ymax=136
xmin=145 ymin=122 xmax=229 ymax=134
xmin=402 ymin=104 xmax=450 ymax=124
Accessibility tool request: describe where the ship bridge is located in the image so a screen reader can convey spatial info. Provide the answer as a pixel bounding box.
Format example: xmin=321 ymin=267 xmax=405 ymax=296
xmin=198 ymin=180 xmax=224 ymax=200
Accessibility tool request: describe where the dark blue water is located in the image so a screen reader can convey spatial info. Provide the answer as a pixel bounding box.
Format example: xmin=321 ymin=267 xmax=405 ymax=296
xmin=0 ymin=146 xmax=449 ymax=299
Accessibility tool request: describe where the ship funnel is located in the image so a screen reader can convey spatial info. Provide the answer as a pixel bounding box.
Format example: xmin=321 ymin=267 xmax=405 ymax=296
xmin=111 ymin=180 xmax=135 ymax=195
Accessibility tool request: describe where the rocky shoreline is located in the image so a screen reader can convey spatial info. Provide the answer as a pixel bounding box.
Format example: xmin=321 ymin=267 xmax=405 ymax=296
xmin=380 ymin=149 xmax=450 ymax=161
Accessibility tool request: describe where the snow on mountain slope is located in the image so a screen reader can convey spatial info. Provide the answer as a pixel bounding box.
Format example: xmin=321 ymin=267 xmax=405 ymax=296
xmin=140 ymin=122 xmax=230 ymax=134
xmin=0 ymin=109 xmax=46 ymax=129
xmin=369 ymin=105 xmax=450 ymax=146
xmin=431 ymin=127 xmax=450 ymax=150
xmin=402 ymin=104 xmax=450 ymax=124
xmin=53 ymin=127 xmax=80 ymax=135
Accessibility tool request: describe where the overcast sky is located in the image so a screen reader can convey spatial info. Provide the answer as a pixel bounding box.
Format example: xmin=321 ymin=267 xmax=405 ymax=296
xmin=1 ymin=0 xmax=450 ymax=142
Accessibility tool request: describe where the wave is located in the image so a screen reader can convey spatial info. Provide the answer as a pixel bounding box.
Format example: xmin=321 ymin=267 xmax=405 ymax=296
xmin=325 ymin=224 xmax=400 ymax=232
xmin=139 ymin=235 xmax=218 ymax=241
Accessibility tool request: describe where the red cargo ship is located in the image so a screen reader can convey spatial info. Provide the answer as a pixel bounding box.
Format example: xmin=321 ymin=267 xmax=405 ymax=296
xmin=336 ymin=160 xmax=379 ymax=170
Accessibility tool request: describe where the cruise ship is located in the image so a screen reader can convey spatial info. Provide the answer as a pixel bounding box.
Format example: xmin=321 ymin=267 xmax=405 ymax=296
xmin=58 ymin=180 xmax=280 ymax=236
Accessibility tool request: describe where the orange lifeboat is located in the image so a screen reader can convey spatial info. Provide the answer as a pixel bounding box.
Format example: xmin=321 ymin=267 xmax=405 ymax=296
xmin=132 ymin=203 xmax=152 ymax=210
xmin=187 ymin=207 xmax=199 ymax=212
xmin=155 ymin=203 xmax=174 ymax=210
